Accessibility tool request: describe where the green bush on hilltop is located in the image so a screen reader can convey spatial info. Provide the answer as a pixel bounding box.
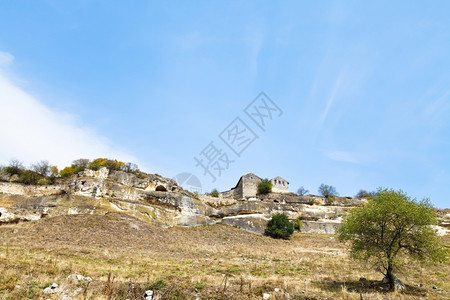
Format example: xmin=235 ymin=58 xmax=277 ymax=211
xmin=258 ymin=178 xmax=272 ymax=195
xmin=265 ymin=213 xmax=294 ymax=239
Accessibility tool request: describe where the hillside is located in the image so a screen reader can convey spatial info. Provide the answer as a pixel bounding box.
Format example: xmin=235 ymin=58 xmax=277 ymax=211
xmin=0 ymin=213 xmax=449 ymax=299
xmin=1 ymin=167 xmax=448 ymax=236
xmin=0 ymin=167 xmax=449 ymax=299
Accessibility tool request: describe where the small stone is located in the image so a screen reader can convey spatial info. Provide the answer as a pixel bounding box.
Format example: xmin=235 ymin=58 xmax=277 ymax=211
xmin=432 ymin=286 xmax=437 ymax=290
xmin=263 ymin=293 xmax=271 ymax=299
xmin=60 ymin=295 xmax=72 ymax=300
xmin=274 ymin=288 xmax=280 ymax=292
xmin=43 ymin=284 xmax=58 ymax=294
xmin=359 ymin=277 xmax=367 ymax=281
xmin=144 ymin=290 xmax=153 ymax=300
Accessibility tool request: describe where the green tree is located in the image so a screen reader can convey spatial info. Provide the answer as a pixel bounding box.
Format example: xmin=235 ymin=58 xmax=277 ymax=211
xmin=337 ymin=188 xmax=448 ymax=291
xmin=88 ymin=158 xmax=125 ymax=171
xmin=258 ymin=178 xmax=272 ymax=195
xmin=265 ymin=214 xmax=294 ymax=239
xmin=18 ymin=170 xmax=40 ymax=185
xmin=318 ymin=184 xmax=338 ymax=198
xmin=209 ymin=188 xmax=219 ymax=197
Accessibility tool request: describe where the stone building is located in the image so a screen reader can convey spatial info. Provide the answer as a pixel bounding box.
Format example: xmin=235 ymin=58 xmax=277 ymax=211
xmin=222 ymin=173 xmax=290 ymax=200
xmin=271 ymin=176 xmax=289 ymax=193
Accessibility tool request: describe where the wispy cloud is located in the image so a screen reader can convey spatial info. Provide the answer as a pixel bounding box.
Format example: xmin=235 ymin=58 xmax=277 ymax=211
xmin=319 ymin=70 xmax=344 ymax=127
xmin=244 ymin=23 xmax=264 ymax=79
xmin=0 ymin=51 xmax=14 ymax=66
xmin=0 ymin=59 xmax=136 ymax=168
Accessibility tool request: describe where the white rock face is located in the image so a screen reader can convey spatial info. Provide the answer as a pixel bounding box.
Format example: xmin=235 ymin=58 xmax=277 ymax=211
xmin=82 ymin=167 xmax=109 ymax=179
xmin=0 ymin=207 xmax=15 ymax=222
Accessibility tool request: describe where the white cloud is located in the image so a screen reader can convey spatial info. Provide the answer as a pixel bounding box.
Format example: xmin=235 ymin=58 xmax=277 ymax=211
xmin=0 ymin=51 xmax=14 ymax=66
xmin=0 ymin=74 xmax=137 ymax=168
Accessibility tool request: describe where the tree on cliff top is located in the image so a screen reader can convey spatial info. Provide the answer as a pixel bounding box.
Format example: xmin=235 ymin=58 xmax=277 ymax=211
xmin=258 ymin=178 xmax=272 ymax=195
xmin=318 ymin=184 xmax=338 ymax=198
xmin=337 ymin=188 xmax=448 ymax=291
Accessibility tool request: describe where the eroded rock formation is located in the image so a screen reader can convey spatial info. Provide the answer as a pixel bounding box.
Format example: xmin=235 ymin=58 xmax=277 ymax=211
xmin=0 ymin=168 xmax=448 ymax=235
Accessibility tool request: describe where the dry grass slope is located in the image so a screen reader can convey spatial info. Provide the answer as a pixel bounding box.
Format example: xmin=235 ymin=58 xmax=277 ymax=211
xmin=0 ymin=213 xmax=448 ymax=299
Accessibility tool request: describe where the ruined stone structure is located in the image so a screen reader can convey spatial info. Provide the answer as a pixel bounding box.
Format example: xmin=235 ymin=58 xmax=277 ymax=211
xmin=231 ymin=173 xmax=261 ymax=199
xmin=223 ymin=173 xmax=290 ymax=200
xmin=271 ymin=176 xmax=289 ymax=193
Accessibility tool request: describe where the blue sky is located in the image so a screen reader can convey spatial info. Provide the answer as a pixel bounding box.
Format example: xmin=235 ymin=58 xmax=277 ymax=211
xmin=0 ymin=1 xmax=449 ymax=207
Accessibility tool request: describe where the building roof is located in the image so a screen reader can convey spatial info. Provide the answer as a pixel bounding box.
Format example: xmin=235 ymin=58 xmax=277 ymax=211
xmin=271 ymin=176 xmax=289 ymax=184
xmin=231 ymin=173 xmax=261 ymax=190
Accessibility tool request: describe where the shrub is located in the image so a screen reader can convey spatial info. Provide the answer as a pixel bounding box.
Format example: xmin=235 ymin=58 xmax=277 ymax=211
xmin=31 ymin=160 xmax=50 ymax=177
xmin=18 ymin=170 xmax=40 ymax=185
xmin=88 ymin=158 xmax=125 ymax=171
xmin=294 ymin=219 xmax=304 ymax=231
xmin=59 ymin=166 xmax=79 ymax=178
xmin=318 ymin=184 xmax=338 ymax=198
xmin=37 ymin=178 xmax=51 ymax=185
xmin=297 ymin=186 xmax=309 ymax=195
xmin=147 ymin=279 xmax=166 ymax=290
xmin=50 ymin=166 xmax=59 ymax=176
xmin=72 ymin=158 xmax=90 ymax=168
xmin=209 ymin=188 xmax=219 ymax=197
xmin=258 ymin=178 xmax=272 ymax=195
xmin=265 ymin=213 xmax=294 ymax=239
xmin=355 ymin=189 xmax=375 ymax=198
xmin=4 ymin=159 xmax=24 ymax=176
xmin=124 ymin=162 xmax=140 ymax=173
xmin=135 ymin=172 xmax=147 ymax=179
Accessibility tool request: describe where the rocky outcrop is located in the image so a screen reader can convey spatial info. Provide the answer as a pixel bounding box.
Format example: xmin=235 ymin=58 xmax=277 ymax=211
xmin=0 ymin=168 xmax=447 ymax=235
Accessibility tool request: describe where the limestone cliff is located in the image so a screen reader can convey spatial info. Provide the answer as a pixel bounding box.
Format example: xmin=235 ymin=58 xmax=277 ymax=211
xmin=0 ymin=168 xmax=448 ymax=235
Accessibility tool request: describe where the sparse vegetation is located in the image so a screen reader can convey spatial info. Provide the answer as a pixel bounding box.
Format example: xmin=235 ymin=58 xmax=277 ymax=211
xmin=258 ymin=178 xmax=272 ymax=195
xmin=294 ymin=219 xmax=304 ymax=231
xmin=265 ymin=213 xmax=294 ymax=239
xmin=0 ymin=213 xmax=447 ymax=299
xmin=3 ymin=159 xmax=24 ymax=176
xmin=18 ymin=170 xmax=40 ymax=185
xmin=31 ymin=160 xmax=51 ymax=177
xmin=355 ymin=189 xmax=373 ymax=198
xmin=209 ymin=188 xmax=219 ymax=197
xmin=318 ymin=184 xmax=338 ymax=198
xmin=338 ymin=188 xmax=449 ymax=291
xmin=1 ymin=157 xmax=143 ymax=183
xmin=297 ymin=186 xmax=309 ymax=195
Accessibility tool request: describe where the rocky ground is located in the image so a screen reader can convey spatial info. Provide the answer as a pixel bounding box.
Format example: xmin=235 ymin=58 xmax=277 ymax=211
xmin=1 ymin=168 xmax=448 ymax=236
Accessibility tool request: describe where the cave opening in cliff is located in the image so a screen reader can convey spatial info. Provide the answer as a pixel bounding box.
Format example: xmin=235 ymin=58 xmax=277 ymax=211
xmin=155 ymin=185 xmax=167 ymax=191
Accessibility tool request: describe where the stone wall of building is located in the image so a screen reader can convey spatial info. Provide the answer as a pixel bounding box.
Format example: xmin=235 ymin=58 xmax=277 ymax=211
xmin=271 ymin=176 xmax=289 ymax=193
xmin=240 ymin=174 xmax=261 ymax=199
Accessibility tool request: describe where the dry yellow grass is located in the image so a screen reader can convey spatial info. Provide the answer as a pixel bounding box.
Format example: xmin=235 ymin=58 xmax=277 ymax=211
xmin=0 ymin=213 xmax=448 ymax=299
